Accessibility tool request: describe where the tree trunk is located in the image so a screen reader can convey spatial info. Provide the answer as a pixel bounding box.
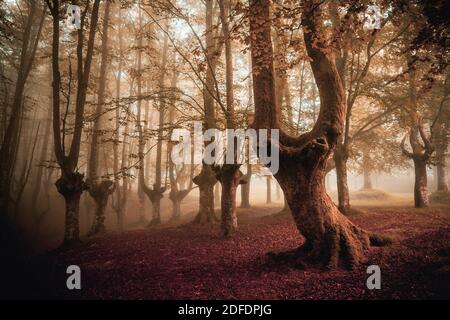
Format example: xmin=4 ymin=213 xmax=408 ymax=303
xmin=193 ymin=164 xmax=217 ymax=223
xmin=32 ymin=93 xmax=52 ymax=216
xmin=150 ymin=198 xmax=162 ymax=225
xmin=240 ymin=166 xmax=251 ymax=208
xmin=436 ymin=148 xmax=449 ymax=192
xmin=0 ymin=2 xmax=45 ymax=218
xmin=172 ymin=198 xmax=181 ymax=220
xmin=217 ymin=165 xmax=242 ymax=236
xmin=363 ymin=168 xmax=373 ymax=190
xmin=55 ymin=172 xmax=85 ymax=244
xmin=275 ymin=182 xmax=282 ymax=200
xmin=193 ymin=0 xmax=220 ymax=224
xmin=136 ymin=2 xmax=147 ymax=226
xmin=214 ymin=182 xmax=221 ymax=207
xmin=276 ymin=160 xmax=370 ymax=268
xmin=87 ymin=0 xmax=113 ymax=236
xmin=334 ymin=147 xmax=351 ymax=213
xmin=112 ymin=3 xmax=126 ymax=232
xmin=216 ymin=0 xmax=242 ymax=236
xmin=266 ymin=176 xmax=272 ymax=204
xmin=47 ymin=0 xmax=101 ymax=245
xmin=362 ymin=149 xmax=373 ymax=190
xmin=434 ymin=122 xmax=449 ymax=192
xmin=249 ymin=0 xmax=376 ymax=268
xmin=413 ymin=158 xmax=429 ymax=208
xmin=87 ymin=180 xmax=114 ymax=235
xmin=401 ymin=52 xmax=434 ymax=208
xmin=147 ymin=20 xmax=169 ymax=227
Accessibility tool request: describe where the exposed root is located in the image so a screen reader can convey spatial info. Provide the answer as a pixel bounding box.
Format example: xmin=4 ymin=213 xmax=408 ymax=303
xmin=266 ymin=247 xmax=309 ymax=270
xmin=339 ymin=206 xmax=366 ymax=216
xmin=369 ymin=233 xmax=393 ymax=246
xmin=267 ymin=220 xmax=372 ymax=270
xmin=323 ymin=222 xmax=370 ymax=269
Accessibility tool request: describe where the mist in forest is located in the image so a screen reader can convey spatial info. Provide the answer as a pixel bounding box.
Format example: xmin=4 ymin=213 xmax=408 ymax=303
xmin=0 ymin=0 xmax=449 ymax=300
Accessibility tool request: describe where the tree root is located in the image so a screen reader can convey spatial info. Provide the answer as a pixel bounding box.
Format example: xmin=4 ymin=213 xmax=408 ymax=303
xmin=369 ymin=233 xmax=393 ymax=246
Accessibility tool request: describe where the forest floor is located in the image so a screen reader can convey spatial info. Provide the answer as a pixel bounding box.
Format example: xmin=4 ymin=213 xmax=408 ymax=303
xmin=4 ymin=195 xmax=450 ymax=300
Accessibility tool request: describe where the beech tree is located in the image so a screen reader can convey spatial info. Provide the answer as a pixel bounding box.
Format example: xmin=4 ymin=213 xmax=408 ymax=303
xmin=46 ymin=0 xmax=101 ymax=244
xmin=430 ymin=73 xmax=450 ymax=195
xmin=87 ymin=0 xmax=115 ymax=236
xmin=249 ymin=0 xmax=386 ymax=268
xmin=0 ymin=0 xmax=45 ymax=226
xmin=192 ymin=0 xmax=222 ymax=225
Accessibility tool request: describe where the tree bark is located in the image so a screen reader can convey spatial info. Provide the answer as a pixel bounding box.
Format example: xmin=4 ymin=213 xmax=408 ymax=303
xmin=136 ymin=1 xmax=147 ymax=225
xmin=146 ymin=24 xmax=169 ymax=227
xmin=436 ymin=148 xmax=449 ymax=192
xmin=193 ymin=164 xmax=217 ymax=223
xmin=213 ymin=0 xmax=244 ymax=236
xmin=249 ymin=0 xmax=376 ymax=268
xmin=214 ymin=182 xmax=221 ymax=207
xmin=401 ymin=116 xmax=434 ymax=208
xmin=217 ymin=165 xmax=242 ymax=236
xmin=266 ymin=176 xmax=272 ymax=204
xmin=434 ymin=122 xmax=449 ymax=192
xmin=334 ymin=147 xmax=351 ymax=213
xmin=55 ymin=172 xmax=85 ymax=244
xmin=362 ymin=150 xmax=373 ymax=190
xmin=111 ymin=3 xmax=127 ymax=231
xmin=0 ymin=2 xmax=45 ymax=218
xmin=401 ymin=52 xmax=434 ymax=208
xmin=240 ymin=164 xmax=251 ymax=208
xmin=32 ymin=90 xmax=52 ymax=216
xmin=413 ymin=157 xmax=429 ymax=207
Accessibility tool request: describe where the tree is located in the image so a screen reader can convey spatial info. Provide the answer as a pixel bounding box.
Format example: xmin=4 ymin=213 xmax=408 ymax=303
xmin=46 ymin=0 xmax=101 ymax=245
xmin=213 ymin=0 xmax=246 ymax=237
xmin=249 ymin=0 xmax=384 ymax=268
xmin=140 ymin=20 xmax=169 ymax=227
xmin=87 ymin=0 xmax=115 ymax=236
xmin=431 ymin=73 xmax=450 ymax=194
xmin=192 ymin=0 xmax=222 ymax=225
xmin=401 ymin=114 xmax=434 ymax=207
xmin=0 ymin=0 xmax=45 ymax=229
xmin=167 ymin=71 xmax=195 ymax=220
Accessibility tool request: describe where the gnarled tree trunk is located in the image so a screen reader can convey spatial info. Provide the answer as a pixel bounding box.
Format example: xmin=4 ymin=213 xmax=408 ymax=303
xmin=193 ymin=164 xmax=217 ymax=223
xmin=401 ymin=116 xmax=434 ymax=208
xmin=87 ymin=0 xmax=113 ymax=236
xmin=215 ymin=164 xmax=245 ymax=236
xmin=55 ymin=172 xmax=86 ymax=244
xmin=413 ymin=157 xmax=429 ymax=207
xmin=249 ymin=0 xmax=378 ymax=268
